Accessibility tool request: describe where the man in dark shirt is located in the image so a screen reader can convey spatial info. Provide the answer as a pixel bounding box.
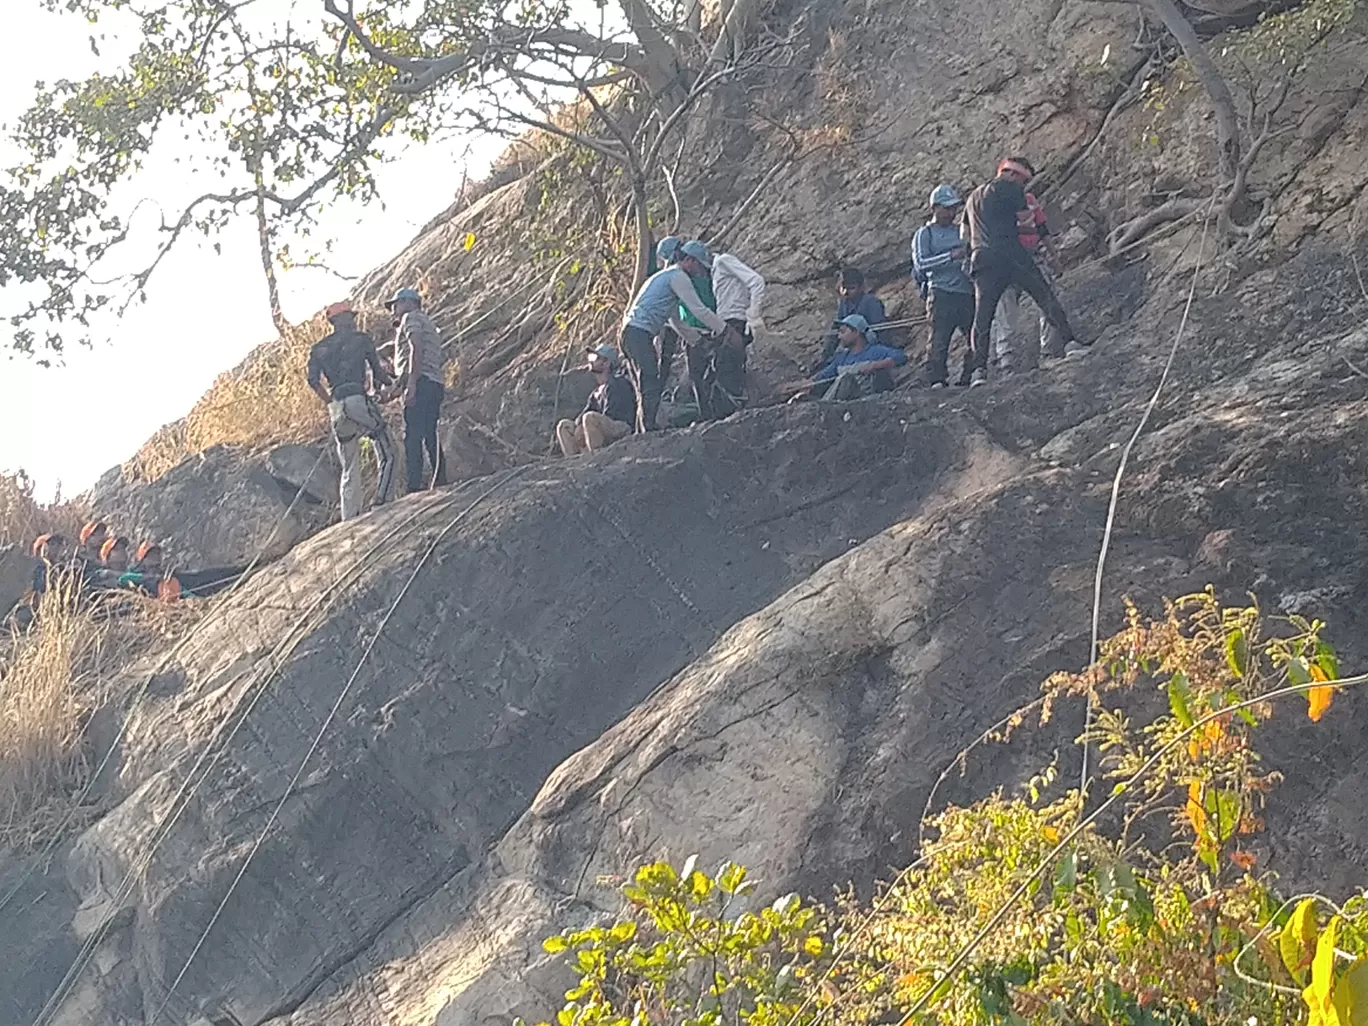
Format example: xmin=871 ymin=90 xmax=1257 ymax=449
xmin=555 ymin=345 xmax=636 ymax=456
xmin=964 ymin=157 xmax=1079 ymax=386
xmin=307 ymin=301 xmax=398 ymax=520
xmin=815 ymin=267 xmax=887 ymax=367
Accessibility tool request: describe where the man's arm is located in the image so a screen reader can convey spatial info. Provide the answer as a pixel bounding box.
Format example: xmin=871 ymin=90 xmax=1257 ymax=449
xmin=721 ymin=254 xmax=767 ymax=324
xmin=398 ymin=318 xmax=419 ymax=404
xmin=852 ymin=344 xmax=908 ymax=374
xmin=912 ymin=227 xmax=957 ymax=274
xmin=306 ymin=347 xmax=331 ymax=405
xmin=363 ymin=336 xmax=392 ymax=389
xmin=670 ymin=273 xmax=728 ymax=334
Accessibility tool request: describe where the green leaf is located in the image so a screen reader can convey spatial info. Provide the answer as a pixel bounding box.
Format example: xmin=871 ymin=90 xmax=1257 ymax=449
xmin=608 ymin=920 xmax=637 ymax=944
xmin=1316 ymin=641 xmax=1341 ymax=682
xmin=1168 ymin=673 xmax=1194 ymax=728
xmin=1332 ymin=955 xmax=1368 ymax=1026
xmin=1281 ymin=898 xmax=1318 ymax=986
xmin=1225 ymin=627 xmax=1249 ymax=678
xmin=1204 ymin=787 xmax=1242 ymax=844
xmin=1053 ymin=850 xmax=1077 ymax=897
xmin=542 ymin=934 xmax=570 ymax=955
xmin=803 ymin=934 xmax=824 ymax=957
xmin=718 ymin=862 xmax=746 ymax=894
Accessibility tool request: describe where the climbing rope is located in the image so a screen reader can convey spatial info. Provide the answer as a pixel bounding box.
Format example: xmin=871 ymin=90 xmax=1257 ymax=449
xmin=1079 ymin=195 xmax=1217 ymax=796
xmin=145 ymin=465 xmax=532 ymax=1024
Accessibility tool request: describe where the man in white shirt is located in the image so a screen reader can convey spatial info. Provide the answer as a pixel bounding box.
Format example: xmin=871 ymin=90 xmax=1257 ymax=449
xmin=386 ymin=286 xmax=449 ymax=492
xmin=678 ymin=240 xmax=765 ymax=420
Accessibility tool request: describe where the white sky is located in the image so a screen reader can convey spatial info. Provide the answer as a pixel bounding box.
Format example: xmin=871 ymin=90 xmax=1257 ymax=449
xmin=0 ymin=5 xmax=502 ymax=501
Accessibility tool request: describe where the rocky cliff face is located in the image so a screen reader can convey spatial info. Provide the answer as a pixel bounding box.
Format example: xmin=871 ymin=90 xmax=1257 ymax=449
xmin=8 ymin=0 xmax=1368 ymax=1024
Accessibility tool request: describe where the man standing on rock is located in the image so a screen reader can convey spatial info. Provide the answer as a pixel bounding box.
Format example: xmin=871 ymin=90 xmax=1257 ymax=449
xmin=307 ymin=300 xmax=398 ymax=520
xmin=991 ymin=183 xmax=1066 ymax=373
xmin=912 ymin=184 xmax=975 ymax=388
xmin=680 ymin=240 xmax=764 ymax=420
xmin=387 ymin=287 xmax=450 ymax=492
xmin=621 ymin=245 xmax=737 ymax=431
xmin=964 ymin=157 xmax=1081 ymax=387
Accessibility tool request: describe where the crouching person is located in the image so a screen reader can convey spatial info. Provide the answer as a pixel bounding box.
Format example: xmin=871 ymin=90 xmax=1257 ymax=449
xmin=778 ymin=314 xmax=908 ymax=401
xmin=556 ymin=345 xmax=636 ymax=457
xmin=308 ymin=300 xmax=398 ymax=520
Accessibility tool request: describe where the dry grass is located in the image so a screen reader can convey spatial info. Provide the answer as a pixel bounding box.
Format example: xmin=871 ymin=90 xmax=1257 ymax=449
xmin=127 ymin=317 xmax=336 ymax=482
xmin=0 ymin=470 xmax=88 ymax=551
xmin=0 ymin=578 xmax=201 ymax=850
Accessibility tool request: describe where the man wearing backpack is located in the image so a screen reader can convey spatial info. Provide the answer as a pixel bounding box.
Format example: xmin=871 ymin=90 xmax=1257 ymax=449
xmin=912 ymin=184 xmax=975 ymax=388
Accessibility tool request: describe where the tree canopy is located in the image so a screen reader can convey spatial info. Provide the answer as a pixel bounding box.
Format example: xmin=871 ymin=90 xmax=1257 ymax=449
xmin=0 ymin=0 xmax=768 ymax=356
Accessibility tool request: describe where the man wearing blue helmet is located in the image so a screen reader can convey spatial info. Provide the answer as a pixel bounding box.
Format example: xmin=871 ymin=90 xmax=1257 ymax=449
xmin=912 ymin=184 xmax=975 ymax=388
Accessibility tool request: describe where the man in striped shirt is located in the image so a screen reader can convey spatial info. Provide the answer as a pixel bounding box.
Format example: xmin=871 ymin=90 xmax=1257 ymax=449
xmin=386 ymin=287 xmax=449 ymax=493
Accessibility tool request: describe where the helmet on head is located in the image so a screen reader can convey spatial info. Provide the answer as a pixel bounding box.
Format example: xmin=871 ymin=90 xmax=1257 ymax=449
xmin=656 ymin=236 xmax=681 ymax=266
xmin=323 ymin=300 xmax=353 ymax=321
xmin=929 ymin=184 xmax=962 ymax=208
xmin=680 ymin=240 xmax=713 ymax=269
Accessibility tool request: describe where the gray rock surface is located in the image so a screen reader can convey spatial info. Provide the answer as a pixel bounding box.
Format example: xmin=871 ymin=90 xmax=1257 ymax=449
xmin=0 ymin=543 xmax=32 ymax=618
xmin=88 ymin=446 xmax=333 ymax=570
xmin=23 ymin=399 xmax=1016 ymax=1026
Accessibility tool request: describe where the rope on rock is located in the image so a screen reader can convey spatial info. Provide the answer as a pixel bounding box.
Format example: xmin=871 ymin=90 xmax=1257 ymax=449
xmin=146 ymin=464 xmax=533 ymax=1025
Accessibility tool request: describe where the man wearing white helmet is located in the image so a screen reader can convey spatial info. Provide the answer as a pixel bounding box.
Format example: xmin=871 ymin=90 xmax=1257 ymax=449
xmin=912 ymin=184 xmax=975 ymax=388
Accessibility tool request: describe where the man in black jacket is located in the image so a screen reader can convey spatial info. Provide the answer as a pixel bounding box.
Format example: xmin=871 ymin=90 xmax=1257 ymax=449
xmin=964 ymin=157 xmax=1080 ymax=386
xmin=555 ymin=345 xmax=637 ymax=456
xmin=307 ymin=300 xmax=398 ymax=519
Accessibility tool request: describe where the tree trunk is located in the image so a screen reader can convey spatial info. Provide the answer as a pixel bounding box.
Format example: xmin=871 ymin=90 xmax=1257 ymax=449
xmin=630 ymin=174 xmax=652 ymax=296
xmin=1140 ymin=0 xmax=1242 ymax=180
xmin=617 ymin=0 xmax=688 ymax=111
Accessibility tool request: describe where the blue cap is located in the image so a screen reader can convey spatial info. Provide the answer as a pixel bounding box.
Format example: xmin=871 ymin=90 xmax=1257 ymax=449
xmin=680 ymin=240 xmax=713 ymax=269
xmin=586 ymin=344 xmax=620 ymax=368
xmin=385 ymin=286 xmax=423 ymax=308
xmin=838 ymin=314 xmax=870 ymax=335
xmin=656 ymin=236 xmax=681 ymax=265
xmin=929 ymin=184 xmax=962 ymax=208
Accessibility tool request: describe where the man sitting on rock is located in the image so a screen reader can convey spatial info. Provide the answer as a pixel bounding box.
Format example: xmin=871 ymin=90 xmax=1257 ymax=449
xmin=816 ymin=267 xmax=887 ymax=368
xmin=621 ymin=245 xmax=738 ymax=431
xmin=780 ymin=314 xmax=907 ymax=401
xmin=307 ymin=300 xmax=398 ymax=521
xmin=124 ymin=542 xmax=185 ymax=600
xmin=556 ymin=345 xmax=636 ymax=457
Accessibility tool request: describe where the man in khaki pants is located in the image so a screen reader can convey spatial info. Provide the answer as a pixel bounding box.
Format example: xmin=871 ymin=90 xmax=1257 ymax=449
xmin=556 ymin=345 xmax=635 ymax=456
xmin=307 ymin=301 xmax=398 ymax=520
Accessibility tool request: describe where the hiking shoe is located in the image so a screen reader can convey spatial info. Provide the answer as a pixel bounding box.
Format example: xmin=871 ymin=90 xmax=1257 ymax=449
xmin=1064 ymin=340 xmax=1092 ymax=357
xmin=930 ymin=381 xmax=947 ymax=390
xmin=969 ymin=368 xmax=987 ymax=388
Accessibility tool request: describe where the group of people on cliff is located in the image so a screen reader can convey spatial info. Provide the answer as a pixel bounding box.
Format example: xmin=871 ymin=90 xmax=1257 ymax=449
xmin=555 ymin=155 xmax=1085 ymax=448
xmin=309 ymin=155 xmax=1085 ymax=518
xmin=18 ymin=520 xmax=250 ymax=627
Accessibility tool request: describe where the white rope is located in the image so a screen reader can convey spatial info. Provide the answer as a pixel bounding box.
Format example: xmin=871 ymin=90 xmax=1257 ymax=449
xmin=1079 ymin=197 xmax=1216 ymax=795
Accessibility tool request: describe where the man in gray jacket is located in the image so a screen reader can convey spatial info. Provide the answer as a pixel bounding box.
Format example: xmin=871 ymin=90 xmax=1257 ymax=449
xmin=912 ymin=184 xmax=975 ymax=388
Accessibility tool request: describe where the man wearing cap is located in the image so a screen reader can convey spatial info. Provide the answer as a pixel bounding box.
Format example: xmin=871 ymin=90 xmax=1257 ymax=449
xmin=678 ymin=239 xmax=764 ymax=420
xmin=963 ymin=157 xmax=1080 ymax=386
xmin=621 ymin=242 xmax=738 ymax=431
xmin=386 ymin=286 xmax=449 ymax=492
xmin=778 ymin=314 xmax=907 ymax=400
xmin=913 ymin=184 xmax=975 ymax=388
xmin=307 ymin=301 xmax=398 ymax=520
xmin=991 ymin=177 xmax=1062 ymax=374
xmin=555 ymin=345 xmax=637 ymax=457
xmin=816 ymin=268 xmax=887 ymax=368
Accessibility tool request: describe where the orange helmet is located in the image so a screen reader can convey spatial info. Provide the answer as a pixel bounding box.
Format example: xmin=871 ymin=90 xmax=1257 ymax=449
xmin=32 ymin=533 xmax=51 ymax=556
xmin=324 ymin=300 xmax=353 ymax=320
xmin=135 ymin=541 xmax=162 ymax=562
xmin=99 ymin=536 xmax=128 ymax=562
xmin=79 ymin=520 xmax=109 ymax=546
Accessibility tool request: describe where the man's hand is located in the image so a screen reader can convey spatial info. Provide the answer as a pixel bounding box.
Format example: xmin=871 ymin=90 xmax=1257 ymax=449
xmin=950 ymin=246 xmax=966 ymax=260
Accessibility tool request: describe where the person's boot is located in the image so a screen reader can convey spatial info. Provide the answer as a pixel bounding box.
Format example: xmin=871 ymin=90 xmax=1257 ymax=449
xmin=970 ymin=368 xmax=988 ymax=388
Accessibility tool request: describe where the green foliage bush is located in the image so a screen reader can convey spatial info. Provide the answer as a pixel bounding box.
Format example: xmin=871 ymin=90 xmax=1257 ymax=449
xmin=527 ymin=593 xmax=1368 ymax=1026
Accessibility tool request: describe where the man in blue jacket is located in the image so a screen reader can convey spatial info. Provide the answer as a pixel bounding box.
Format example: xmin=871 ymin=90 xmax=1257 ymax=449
xmin=780 ymin=315 xmax=907 ymax=400
xmin=912 ymin=184 xmax=975 ymax=388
